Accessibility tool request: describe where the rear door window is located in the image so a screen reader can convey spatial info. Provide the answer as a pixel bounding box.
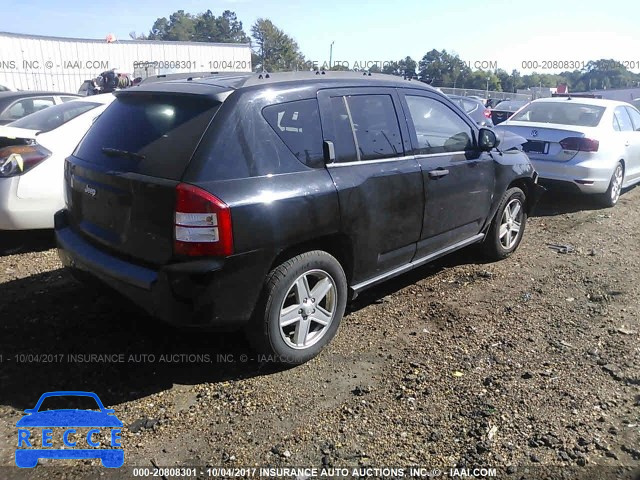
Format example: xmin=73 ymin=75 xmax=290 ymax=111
xmin=74 ymin=94 xmax=220 ymax=180
xmin=262 ymin=99 xmax=324 ymax=168
xmin=345 ymin=94 xmax=404 ymax=161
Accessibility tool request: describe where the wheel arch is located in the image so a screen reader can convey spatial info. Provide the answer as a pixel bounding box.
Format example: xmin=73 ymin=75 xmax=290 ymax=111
xmin=268 ymin=234 xmax=355 ymax=286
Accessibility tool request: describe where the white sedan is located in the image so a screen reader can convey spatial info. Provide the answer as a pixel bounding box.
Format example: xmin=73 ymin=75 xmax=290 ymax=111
xmin=495 ymin=97 xmax=640 ymax=207
xmin=0 ymin=94 xmax=114 ymax=229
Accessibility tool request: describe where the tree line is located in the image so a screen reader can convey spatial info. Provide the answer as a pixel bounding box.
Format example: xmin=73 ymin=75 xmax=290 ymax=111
xmin=136 ymin=9 xmax=640 ymax=92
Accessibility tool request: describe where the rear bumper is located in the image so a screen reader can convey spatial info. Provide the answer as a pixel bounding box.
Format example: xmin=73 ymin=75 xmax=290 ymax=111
xmin=55 ymin=210 xmax=271 ymax=328
xmin=529 ymin=156 xmax=614 ymax=194
xmin=0 ymin=176 xmax=62 ymax=230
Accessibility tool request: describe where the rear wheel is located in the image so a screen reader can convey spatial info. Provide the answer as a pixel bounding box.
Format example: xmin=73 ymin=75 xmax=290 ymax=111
xmin=481 ymin=187 xmax=527 ymax=260
xmin=246 ymin=250 xmax=347 ymax=365
xmin=598 ymin=162 xmax=624 ymax=207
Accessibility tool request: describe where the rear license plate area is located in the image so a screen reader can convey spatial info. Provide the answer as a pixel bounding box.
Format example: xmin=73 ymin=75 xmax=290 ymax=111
xmin=523 ymin=140 xmax=549 ymax=154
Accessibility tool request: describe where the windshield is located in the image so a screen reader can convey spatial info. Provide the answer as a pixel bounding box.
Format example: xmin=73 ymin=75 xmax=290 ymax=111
xmin=9 ymin=101 xmax=100 ymax=131
xmin=510 ymin=102 xmax=605 ymax=127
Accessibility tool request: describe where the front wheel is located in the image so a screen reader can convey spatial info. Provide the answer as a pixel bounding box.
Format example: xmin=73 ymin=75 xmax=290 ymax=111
xmin=598 ymin=162 xmax=624 ymax=207
xmin=481 ymin=187 xmax=527 ymax=260
xmin=246 ymin=250 xmax=348 ymax=365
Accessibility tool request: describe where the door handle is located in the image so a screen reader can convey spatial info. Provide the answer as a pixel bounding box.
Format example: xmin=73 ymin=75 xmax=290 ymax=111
xmin=625 ymin=141 xmax=630 ymax=147
xmin=428 ymin=169 xmax=450 ymax=178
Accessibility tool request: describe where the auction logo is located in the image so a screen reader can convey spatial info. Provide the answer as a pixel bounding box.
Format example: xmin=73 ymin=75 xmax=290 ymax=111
xmin=15 ymin=391 xmax=123 ymax=468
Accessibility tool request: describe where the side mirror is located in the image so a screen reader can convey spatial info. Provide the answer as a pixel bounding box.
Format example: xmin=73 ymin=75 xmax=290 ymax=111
xmin=478 ymin=128 xmax=499 ymax=151
xmin=323 ymin=140 xmax=336 ymax=164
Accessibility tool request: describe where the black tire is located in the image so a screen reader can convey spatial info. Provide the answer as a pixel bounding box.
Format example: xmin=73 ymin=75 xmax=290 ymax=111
xmin=597 ymin=162 xmax=624 ymax=208
xmin=245 ymin=250 xmax=347 ymax=365
xmin=481 ymin=187 xmax=527 ymax=260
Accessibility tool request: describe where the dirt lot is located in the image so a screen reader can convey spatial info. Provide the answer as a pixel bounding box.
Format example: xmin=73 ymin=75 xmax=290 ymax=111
xmin=0 ymin=188 xmax=639 ymax=480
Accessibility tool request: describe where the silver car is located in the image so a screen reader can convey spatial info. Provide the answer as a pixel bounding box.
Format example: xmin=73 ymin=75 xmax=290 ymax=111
xmin=495 ymin=97 xmax=640 ymax=206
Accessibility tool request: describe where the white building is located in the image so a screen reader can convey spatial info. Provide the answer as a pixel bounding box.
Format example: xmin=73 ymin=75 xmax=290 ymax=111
xmin=0 ymin=31 xmax=252 ymax=93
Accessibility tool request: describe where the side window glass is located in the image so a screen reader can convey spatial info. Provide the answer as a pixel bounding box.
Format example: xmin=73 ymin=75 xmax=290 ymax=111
xmin=262 ymin=99 xmax=324 ymax=168
xmin=625 ymin=106 xmax=640 ymax=131
xmin=614 ymin=107 xmax=633 ymax=132
xmin=405 ymin=95 xmax=473 ymax=154
xmin=32 ymin=97 xmax=55 ymax=112
xmin=325 ymin=96 xmax=358 ymax=163
xmin=1 ymin=100 xmax=27 ymax=120
xmin=344 ymin=94 xmax=403 ymax=161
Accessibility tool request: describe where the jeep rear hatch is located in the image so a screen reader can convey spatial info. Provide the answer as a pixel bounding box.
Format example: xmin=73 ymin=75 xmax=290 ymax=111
xmin=66 ymin=89 xmax=225 ymax=265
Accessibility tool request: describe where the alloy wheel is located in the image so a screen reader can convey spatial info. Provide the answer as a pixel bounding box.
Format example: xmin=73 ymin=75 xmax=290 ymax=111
xmin=499 ymin=198 xmax=523 ymax=250
xmin=278 ymin=269 xmax=337 ymax=349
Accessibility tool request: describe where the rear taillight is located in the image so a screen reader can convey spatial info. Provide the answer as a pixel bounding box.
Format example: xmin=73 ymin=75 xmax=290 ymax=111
xmin=174 ymin=183 xmax=233 ymax=257
xmin=0 ymin=144 xmax=51 ymax=177
xmin=559 ymin=137 xmax=599 ymax=152
xmin=484 ymin=109 xmax=492 ymax=118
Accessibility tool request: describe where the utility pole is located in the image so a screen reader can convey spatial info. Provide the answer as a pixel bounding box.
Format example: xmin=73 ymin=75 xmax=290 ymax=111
xmin=329 ymin=41 xmax=334 ymax=70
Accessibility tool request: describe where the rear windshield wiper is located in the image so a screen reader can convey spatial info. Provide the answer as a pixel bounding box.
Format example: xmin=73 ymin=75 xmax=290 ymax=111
xmin=101 ymin=147 xmax=146 ymax=161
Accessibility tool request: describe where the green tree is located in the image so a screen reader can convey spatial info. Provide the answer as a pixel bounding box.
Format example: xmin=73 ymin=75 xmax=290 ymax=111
xmin=251 ymin=18 xmax=305 ymax=72
xmin=418 ymin=49 xmax=471 ymax=87
xmin=149 ymin=10 xmax=196 ymax=41
xmin=465 ymin=70 xmax=500 ymax=91
xmin=148 ymin=9 xmax=249 ymax=43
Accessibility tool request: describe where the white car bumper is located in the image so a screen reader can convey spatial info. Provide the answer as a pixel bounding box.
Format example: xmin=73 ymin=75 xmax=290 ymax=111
xmin=527 ymin=154 xmax=615 ymax=194
xmin=0 ymin=176 xmax=62 ymax=230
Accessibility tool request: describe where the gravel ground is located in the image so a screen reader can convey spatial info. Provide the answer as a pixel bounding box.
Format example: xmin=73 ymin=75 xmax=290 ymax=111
xmin=0 ymin=189 xmax=639 ymax=480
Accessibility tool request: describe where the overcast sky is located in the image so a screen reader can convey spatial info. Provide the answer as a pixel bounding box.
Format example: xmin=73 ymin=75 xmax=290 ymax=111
xmin=2 ymin=0 xmax=638 ymax=74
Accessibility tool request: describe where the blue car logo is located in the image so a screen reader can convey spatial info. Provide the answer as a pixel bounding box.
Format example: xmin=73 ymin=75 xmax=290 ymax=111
xmin=15 ymin=391 xmax=123 ymax=468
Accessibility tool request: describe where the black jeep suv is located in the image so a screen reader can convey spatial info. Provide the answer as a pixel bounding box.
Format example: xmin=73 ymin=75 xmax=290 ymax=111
xmin=55 ymin=71 xmax=542 ymax=364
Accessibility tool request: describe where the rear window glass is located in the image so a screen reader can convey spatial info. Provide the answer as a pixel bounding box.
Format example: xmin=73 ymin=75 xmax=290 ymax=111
xmin=510 ymin=102 xmax=605 ymax=126
xmin=494 ymin=101 xmax=527 ymax=111
xmin=460 ymin=99 xmax=479 ymax=113
xmin=262 ymin=99 xmax=324 ymax=168
xmin=74 ymin=94 xmax=220 ymax=180
xmin=9 ymin=101 xmax=99 ymax=131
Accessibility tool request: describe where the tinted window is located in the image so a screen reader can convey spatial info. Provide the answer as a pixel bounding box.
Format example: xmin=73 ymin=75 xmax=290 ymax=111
xmin=75 ymin=94 xmax=220 ymax=180
xmin=625 ymin=106 xmax=640 ymax=131
xmin=511 ymin=102 xmax=605 ymax=126
xmin=262 ymin=99 xmax=324 ymax=168
xmin=344 ymin=94 xmax=403 ymax=161
xmin=326 ymin=96 xmax=358 ymax=163
xmin=613 ymin=106 xmax=633 ymax=132
xmin=405 ymin=95 xmax=473 ymax=154
xmin=9 ymin=101 xmax=100 ymax=131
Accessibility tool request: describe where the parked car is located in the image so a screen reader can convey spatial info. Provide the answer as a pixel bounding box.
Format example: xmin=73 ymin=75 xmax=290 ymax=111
xmin=55 ymin=72 xmax=543 ymax=364
xmin=495 ymin=97 xmax=640 ymax=206
xmin=447 ymin=95 xmax=493 ymax=127
xmin=0 ymin=91 xmax=80 ymax=125
xmin=0 ymin=94 xmax=114 ymax=230
xmin=490 ymin=100 xmax=529 ymax=125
